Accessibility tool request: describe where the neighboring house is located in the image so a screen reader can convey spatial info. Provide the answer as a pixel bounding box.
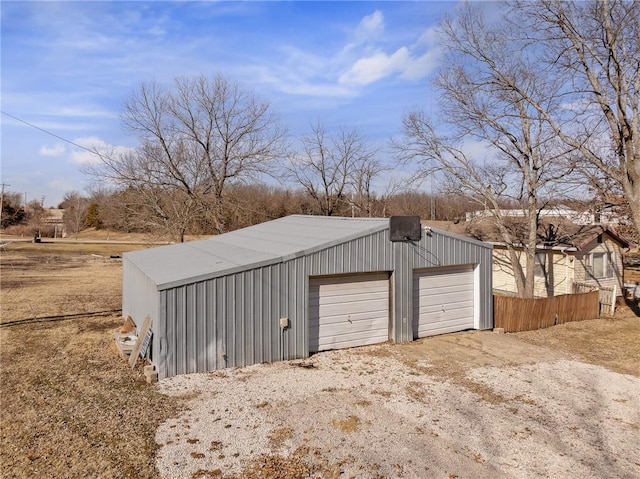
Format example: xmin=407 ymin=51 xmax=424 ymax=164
xmin=492 ymin=225 xmax=633 ymax=298
xmin=466 ymin=205 xmax=624 ymax=225
xmin=122 ymin=215 xmax=493 ymax=379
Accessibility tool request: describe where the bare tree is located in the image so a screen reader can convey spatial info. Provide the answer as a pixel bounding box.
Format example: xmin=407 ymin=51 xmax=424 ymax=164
xmin=514 ymin=0 xmax=640 ymax=233
xmin=396 ymin=3 xmax=573 ymax=297
xmin=350 ymin=154 xmax=387 ymax=217
xmin=61 ymin=191 xmax=89 ymax=240
xmin=89 ymin=74 xmax=287 ymax=238
xmin=287 ymin=123 xmax=379 ymax=216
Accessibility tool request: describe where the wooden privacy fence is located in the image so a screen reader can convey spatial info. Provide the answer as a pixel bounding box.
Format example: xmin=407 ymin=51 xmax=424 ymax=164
xmin=572 ymin=281 xmax=617 ymax=315
xmin=493 ymin=291 xmax=600 ymax=332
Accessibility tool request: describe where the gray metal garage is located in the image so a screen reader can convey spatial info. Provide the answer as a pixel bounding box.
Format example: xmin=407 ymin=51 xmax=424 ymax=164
xmin=122 ymin=215 xmax=493 ymax=379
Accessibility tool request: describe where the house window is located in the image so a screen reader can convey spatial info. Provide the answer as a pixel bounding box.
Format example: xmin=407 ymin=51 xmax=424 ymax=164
xmin=589 ymin=252 xmax=612 ymax=278
xmin=534 ymin=252 xmax=546 ymax=278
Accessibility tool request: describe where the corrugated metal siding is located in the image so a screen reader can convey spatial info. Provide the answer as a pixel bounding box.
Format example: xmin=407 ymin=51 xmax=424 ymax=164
xmin=157 ymin=266 xmax=290 ymax=378
xmin=305 ymin=230 xmax=394 ymax=275
xmin=146 ymin=225 xmax=493 ymax=379
xmin=122 ymin=256 xmax=160 ymax=361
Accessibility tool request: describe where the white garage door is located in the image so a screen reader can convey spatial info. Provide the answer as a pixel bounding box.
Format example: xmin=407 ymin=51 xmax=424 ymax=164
xmin=413 ymin=265 xmax=475 ymax=338
xmin=309 ymin=273 xmax=389 ymax=353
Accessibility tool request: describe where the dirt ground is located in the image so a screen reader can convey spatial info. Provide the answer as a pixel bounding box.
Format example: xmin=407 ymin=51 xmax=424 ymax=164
xmin=0 ymin=240 xmax=147 ymax=324
xmin=156 ymin=325 xmax=639 ymax=479
xmin=1 ymin=240 xmax=639 ymax=479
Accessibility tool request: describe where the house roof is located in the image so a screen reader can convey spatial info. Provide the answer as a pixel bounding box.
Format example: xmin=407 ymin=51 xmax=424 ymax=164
xmin=563 ymin=224 xmax=634 ymax=251
xmin=124 ymin=215 xmax=389 ymax=290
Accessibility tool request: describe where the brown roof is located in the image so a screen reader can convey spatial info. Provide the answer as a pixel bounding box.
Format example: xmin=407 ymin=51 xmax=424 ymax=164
xmin=566 ymin=224 xmax=635 ymax=250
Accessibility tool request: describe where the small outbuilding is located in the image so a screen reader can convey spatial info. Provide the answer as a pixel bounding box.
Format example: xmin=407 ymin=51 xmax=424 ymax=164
xmin=123 ymin=215 xmax=493 ymax=379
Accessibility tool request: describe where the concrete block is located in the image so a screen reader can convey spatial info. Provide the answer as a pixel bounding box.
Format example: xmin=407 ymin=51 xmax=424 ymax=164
xmin=493 ymin=328 xmax=505 ymax=334
xmin=145 ymin=370 xmax=158 ymax=384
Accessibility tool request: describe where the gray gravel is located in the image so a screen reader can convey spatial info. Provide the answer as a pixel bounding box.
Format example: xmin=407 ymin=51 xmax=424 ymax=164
xmin=155 ymin=335 xmax=640 ymax=479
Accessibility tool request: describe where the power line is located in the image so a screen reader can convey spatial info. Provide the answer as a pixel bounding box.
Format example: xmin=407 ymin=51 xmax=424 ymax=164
xmin=0 ymin=110 xmax=99 ymax=155
xmin=0 ymin=110 xmax=312 ymax=226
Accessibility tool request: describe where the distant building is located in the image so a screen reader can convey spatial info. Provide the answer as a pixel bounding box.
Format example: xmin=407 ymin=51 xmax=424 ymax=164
xmin=42 ymin=208 xmax=65 ymax=237
xmin=465 ymin=205 xmax=622 ymax=225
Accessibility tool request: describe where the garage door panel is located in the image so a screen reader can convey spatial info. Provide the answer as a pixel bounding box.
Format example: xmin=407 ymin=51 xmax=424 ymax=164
xmin=312 ymin=299 xmax=389 ymax=318
xmin=422 ymin=274 xmax=473 ymax=288
xmin=414 ymin=265 xmax=475 ymax=339
xmin=310 ymin=320 xmax=388 ymax=339
xmin=309 ymin=273 xmax=389 ymax=353
xmin=416 ymin=291 xmax=473 ymax=305
xmin=423 ymin=323 xmax=471 ymax=337
xmin=309 ymin=294 xmax=387 ymax=314
xmin=314 ymin=330 xmax=388 ymax=350
xmin=310 ymin=309 xmax=389 ymax=326
xmin=418 ymin=282 xmax=474 ymax=294
xmin=312 ymin=288 xmax=387 ymax=303
xmin=417 ymin=319 xmax=473 ymax=337
xmin=415 ymin=304 xmax=474 ymax=317
xmin=417 ymin=304 xmax=473 ymax=317
xmin=415 ymin=310 xmax=473 ymax=323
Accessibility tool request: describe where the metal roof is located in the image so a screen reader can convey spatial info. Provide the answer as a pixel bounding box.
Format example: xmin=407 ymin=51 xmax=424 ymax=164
xmin=124 ymin=215 xmax=389 ymax=290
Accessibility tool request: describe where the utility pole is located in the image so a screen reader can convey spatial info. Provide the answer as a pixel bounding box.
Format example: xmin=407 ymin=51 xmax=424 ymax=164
xmin=430 ymin=175 xmax=435 ymax=221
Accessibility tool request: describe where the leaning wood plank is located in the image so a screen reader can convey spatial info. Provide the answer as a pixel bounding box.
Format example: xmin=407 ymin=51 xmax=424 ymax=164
xmin=610 ymin=285 xmax=617 ymax=315
xmin=129 ymin=316 xmax=152 ymax=368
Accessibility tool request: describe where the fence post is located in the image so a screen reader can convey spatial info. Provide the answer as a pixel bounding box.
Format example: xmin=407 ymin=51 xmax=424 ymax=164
xmin=610 ymin=285 xmax=617 ymax=315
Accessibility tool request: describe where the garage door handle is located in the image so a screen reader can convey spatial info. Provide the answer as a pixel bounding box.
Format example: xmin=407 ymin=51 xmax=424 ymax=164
xmin=441 ymin=306 xmax=446 ymax=312
xmin=347 ymin=315 xmax=352 ymax=324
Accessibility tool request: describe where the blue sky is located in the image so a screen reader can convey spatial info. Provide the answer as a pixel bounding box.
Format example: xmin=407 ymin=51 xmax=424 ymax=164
xmin=1 ymin=1 xmax=460 ymax=207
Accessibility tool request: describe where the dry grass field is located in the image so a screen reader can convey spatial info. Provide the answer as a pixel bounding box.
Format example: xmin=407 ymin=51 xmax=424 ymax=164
xmin=0 ymin=239 xmax=638 ymax=478
xmin=0 ymin=241 xmax=153 ymax=325
xmin=1 ymin=240 xmax=184 ymax=478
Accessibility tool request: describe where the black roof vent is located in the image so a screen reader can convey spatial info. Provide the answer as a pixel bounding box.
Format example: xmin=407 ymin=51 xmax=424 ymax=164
xmin=389 ymin=216 xmax=422 ymax=242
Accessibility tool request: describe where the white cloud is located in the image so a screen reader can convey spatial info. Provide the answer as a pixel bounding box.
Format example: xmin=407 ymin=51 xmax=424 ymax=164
xmin=58 ymin=107 xmax=117 ymax=119
xmin=414 ymin=26 xmax=439 ymax=48
xmin=355 ymin=10 xmax=384 ymax=42
xmin=69 ymin=136 xmax=133 ymax=166
xmin=339 ymin=25 xmax=441 ymax=86
xmin=339 ymin=48 xmax=410 ymax=85
xmin=39 ymin=144 xmax=66 ymax=157
xmin=341 ymin=10 xmax=385 ymax=57
xmin=400 ymin=50 xmax=438 ymax=81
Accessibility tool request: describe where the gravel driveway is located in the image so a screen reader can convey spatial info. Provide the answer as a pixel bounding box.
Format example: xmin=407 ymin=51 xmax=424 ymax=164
xmin=155 ymin=331 xmax=640 ymax=479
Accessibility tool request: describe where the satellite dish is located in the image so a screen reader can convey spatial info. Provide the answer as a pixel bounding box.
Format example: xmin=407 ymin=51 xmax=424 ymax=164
xmin=389 ymin=216 xmax=422 ymax=242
